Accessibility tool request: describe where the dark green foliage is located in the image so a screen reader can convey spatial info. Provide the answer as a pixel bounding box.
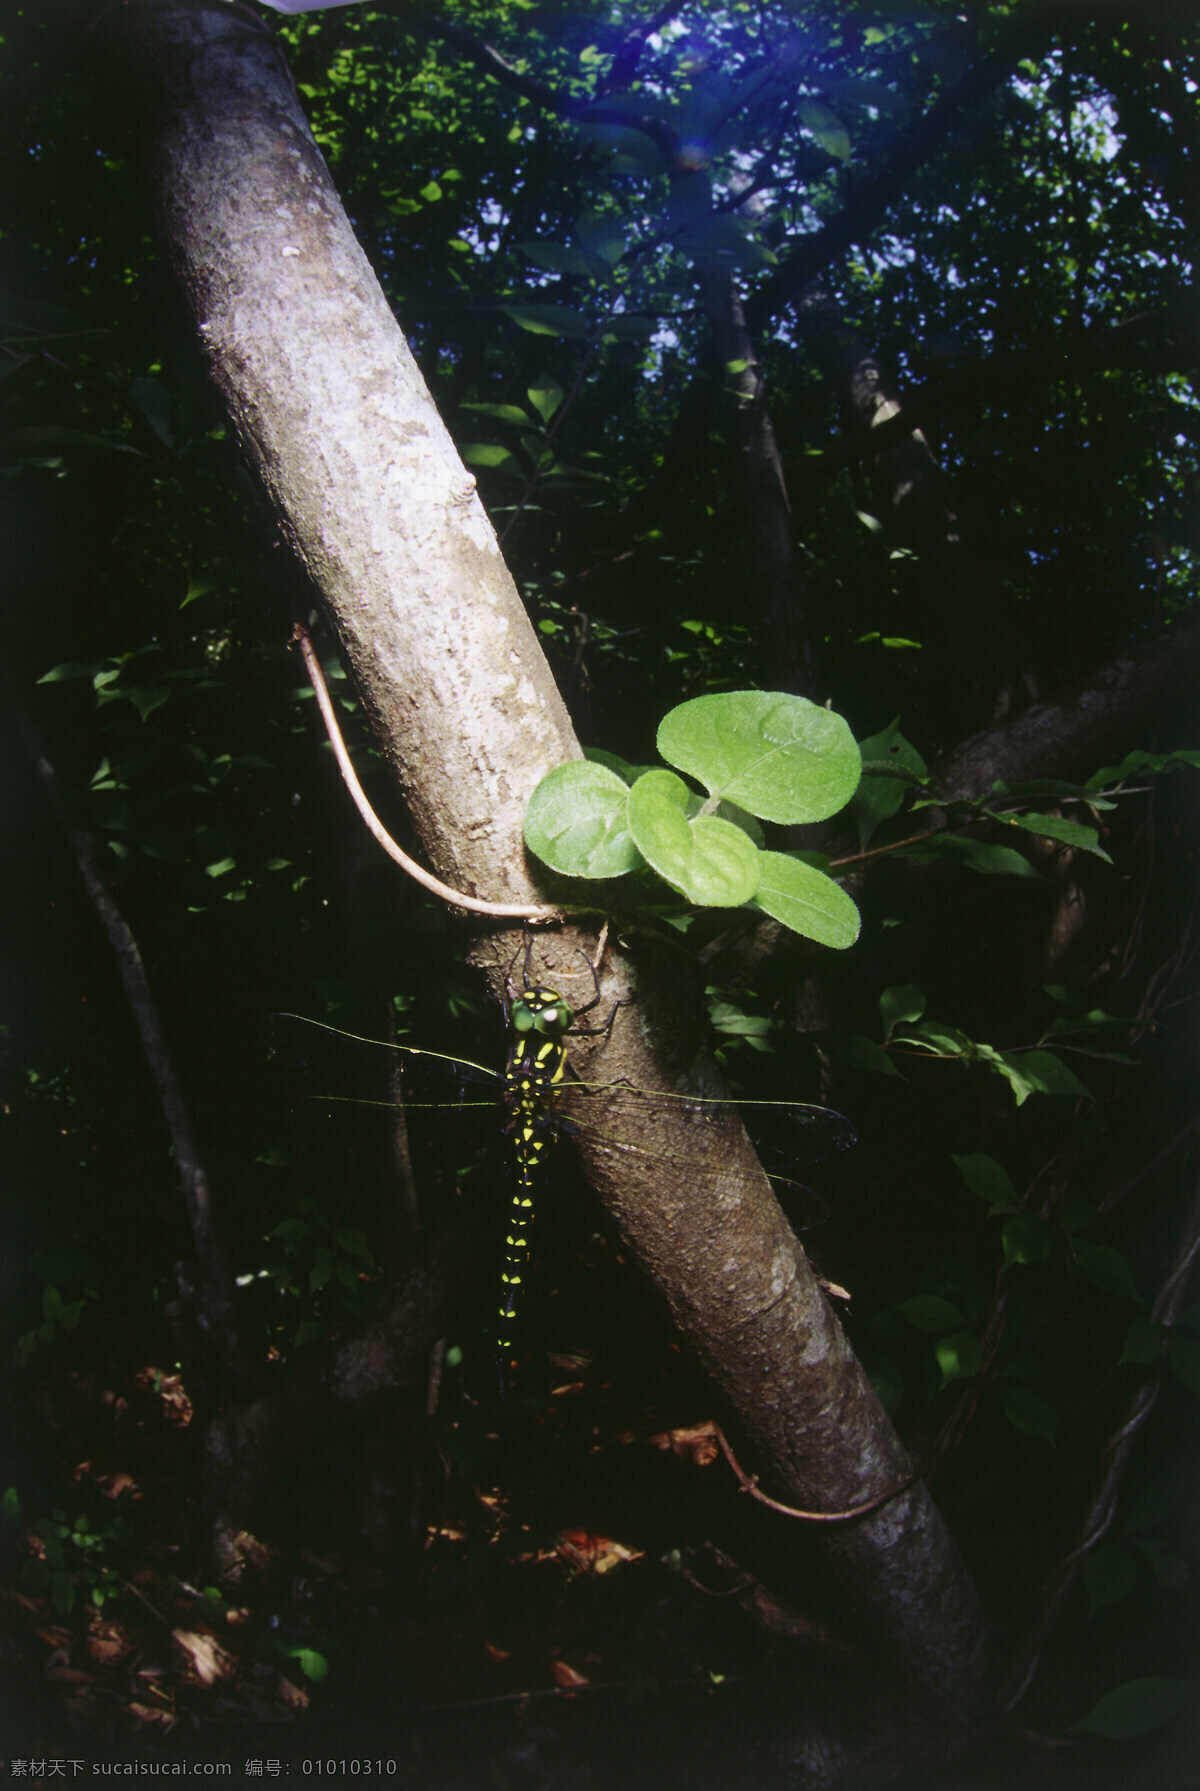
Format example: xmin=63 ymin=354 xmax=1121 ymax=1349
xmin=0 ymin=0 xmax=1197 ymax=1774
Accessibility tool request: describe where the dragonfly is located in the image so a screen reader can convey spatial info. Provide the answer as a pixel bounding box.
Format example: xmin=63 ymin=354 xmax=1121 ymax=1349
xmin=265 ymin=949 xmax=856 ymax=1388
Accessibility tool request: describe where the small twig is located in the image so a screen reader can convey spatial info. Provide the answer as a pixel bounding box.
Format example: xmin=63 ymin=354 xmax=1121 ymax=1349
xmin=70 ymin=1546 xmax=171 ymax=1633
xmin=417 ymin=1671 xmax=741 ymax=1712
xmin=291 ymin=623 xmax=556 ymax=922
xmin=829 ymin=826 xmax=943 ymax=868
xmin=425 ymin=1336 xmax=446 ymax=1420
xmin=680 ymin=1542 xmax=865 ymax=1657
xmin=713 ymin=1423 xmax=919 ymax=1524
xmin=0 ymin=652 xmax=246 ymax=1375
xmin=1096 ymin=1119 xmax=1193 ymax=1218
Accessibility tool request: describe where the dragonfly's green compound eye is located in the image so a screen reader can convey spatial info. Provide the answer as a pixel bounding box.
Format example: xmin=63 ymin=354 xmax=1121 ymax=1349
xmin=510 ymin=996 xmax=573 ymax=1036
xmin=535 ymin=1002 xmax=573 ymax=1035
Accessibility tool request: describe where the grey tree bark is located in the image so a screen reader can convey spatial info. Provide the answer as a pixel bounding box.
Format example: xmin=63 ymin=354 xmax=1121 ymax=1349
xmin=111 ymin=0 xmax=578 ymax=914
xmin=100 ymin=4 xmax=989 ymax=1782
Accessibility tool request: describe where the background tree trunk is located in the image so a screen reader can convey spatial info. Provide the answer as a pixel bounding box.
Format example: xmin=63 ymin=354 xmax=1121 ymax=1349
xmin=702 ymin=266 xmax=817 ymax=697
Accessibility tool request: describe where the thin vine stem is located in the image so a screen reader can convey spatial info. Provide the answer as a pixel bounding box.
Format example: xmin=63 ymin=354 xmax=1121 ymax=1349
xmin=713 ymin=1423 xmax=920 ymax=1524
xmin=291 ymin=622 xmax=556 ymax=922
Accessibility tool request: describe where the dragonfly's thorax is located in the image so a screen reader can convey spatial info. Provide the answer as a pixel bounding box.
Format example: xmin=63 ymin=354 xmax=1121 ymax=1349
xmin=504 ymin=984 xmax=572 ymax=1125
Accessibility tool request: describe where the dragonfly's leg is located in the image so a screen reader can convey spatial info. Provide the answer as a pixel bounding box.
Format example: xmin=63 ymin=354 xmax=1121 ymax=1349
xmin=567 ymin=944 xmax=625 ymax=1035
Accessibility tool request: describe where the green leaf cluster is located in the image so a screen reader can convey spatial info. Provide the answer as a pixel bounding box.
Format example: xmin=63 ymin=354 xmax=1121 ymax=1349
xmin=17 ymin=1491 xmax=137 ymax=1616
xmin=258 ymin=1197 xmax=381 ymax=1351
xmin=525 ymin=691 xmax=862 ymax=947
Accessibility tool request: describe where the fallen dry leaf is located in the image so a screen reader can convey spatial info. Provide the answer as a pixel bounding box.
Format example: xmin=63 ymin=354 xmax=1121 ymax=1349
xmin=171 ymin=1628 xmax=237 ymax=1686
xmin=128 ymin=1701 xmax=178 ymax=1731
xmin=134 ymin=1367 xmax=194 ymax=1426
xmin=647 ymin=1421 xmax=720 ymax=1467
xmin=86 ymin=1631 xmax=127 ymax=1666
xmin=74 ymin=1462 xmax=141 ymax=1500
xmin=556 ymin=1531 xmax=644 ymax=1575
xmin=275 ymin=1674 xmax=310 ymax=1712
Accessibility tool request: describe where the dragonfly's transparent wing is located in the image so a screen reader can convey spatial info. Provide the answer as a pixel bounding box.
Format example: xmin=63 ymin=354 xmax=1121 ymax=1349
xmin=558 ymin=1079 xmax=854 ymax=1230
xmin=263 ymin=1012 xmax=854 ymax=1228
xmin=262 ymin=1011 xmax=510 ymax=1213
xmin=263 ymin=1011 xmax=500 ymax=1101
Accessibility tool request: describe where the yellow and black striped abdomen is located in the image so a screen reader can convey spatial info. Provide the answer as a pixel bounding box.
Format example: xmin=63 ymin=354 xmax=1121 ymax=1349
xmin=496 ymin=985 xmax=570 ymax=1366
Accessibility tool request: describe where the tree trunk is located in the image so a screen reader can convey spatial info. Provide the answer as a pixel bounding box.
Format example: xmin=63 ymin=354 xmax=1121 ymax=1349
xmin=101 ymin=4 xmax=989 ymax=1780
xmin=107 ymin=0 xmax=577 ymax=915
xmin=702 ymin=266 xmax=817 ymax=697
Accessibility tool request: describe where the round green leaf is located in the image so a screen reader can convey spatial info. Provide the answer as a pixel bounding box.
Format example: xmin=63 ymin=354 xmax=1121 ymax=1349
xmin=1069 ymin=1677 xmax=1192 ymax=1739
xmin=283 ymin=1645 xmax=330 ymax=1682
xmin=952 ymin=1152 xmax=1018 ymax=1213
xmin=575 ymin=209 xmax=626 ymax=268
xmin=518 ymin=241 xmax=603 ymax=278
xmin=500 ymin=303 xmax=592 ymax=341
xmin=1083 ymin=1541 xmax=1138 ymax=1613
xmin=333 ymin=1226 xmax=370 ymax=1258
xmin=902 ymin=835 xmax=1045 ymax=880
xmin=656 ymin=692 xmax=861 ymax=825
xmin=1002 ymin=1211 xmax=1053 ymax=1266
xmin=674 ymin=213 xmax=775 ymax=270
xmin=460 ymin=442 xmax=519 ymax=474
xmin=526 ymin=378 xmax=564 ymax=423
xmin=1071 ymin=1240 xmax=1140 ymax=1302
xmin=850 ymin=720 xmax=928 ymax=848
xmin=899 ymin=1020 xmax=972 ymax=1055
xmin=826 ymin=1034 xmax=904 ymax=1078
xmin=1015 ymin=1049 xmax=1094 ymax=1101
xmin=627 ymin=769 xmax=760 ymax=907
xmin=584 ymin=747 xmax=653 ymax=784
xmin=880 ymin=982 xmax=926 ymax=1042
xmin=270 ymin=1217 xmax=311 ymax=1243
xmin=935 ymin=1329 xmax=983 ymax=1386
xmin=798 ymin=97 xmax=852 ymax=163
xmin=1001 ymin=1384 xmax=1058 ymax=1444
xmin=1134 ymin=1538 xmax=1190 ymax=1591
xmin=524 ymin=760 xmax=641 ymax=880
xmin=459 ymin=402 xmax=532 ymax=425
xmin=897 ymin=1295 xmax=968 ymax=1332
xmin=1167 ymin=1333 xmax=1200 ymax=1397
xmin=751 ymin=851 xmax=860 ymax=948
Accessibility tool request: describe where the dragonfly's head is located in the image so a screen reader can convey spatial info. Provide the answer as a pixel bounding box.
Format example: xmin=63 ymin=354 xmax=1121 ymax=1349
xmin=509 ymin=986 xmax=574 ymax=1040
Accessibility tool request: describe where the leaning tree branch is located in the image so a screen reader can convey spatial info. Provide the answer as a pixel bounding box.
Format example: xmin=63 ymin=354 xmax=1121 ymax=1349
xmin=745 ymin=13 xmax=1053 ymax=335
xmin=601 ymin=3 xmax=683 ymax=96
xmin=933 ymin=609 xmax=1200 ymax=802
xmin=789 ymin=309 xmax=1200 ymax=491
xmin=403 ymin=9 xmax=568 ymax=116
